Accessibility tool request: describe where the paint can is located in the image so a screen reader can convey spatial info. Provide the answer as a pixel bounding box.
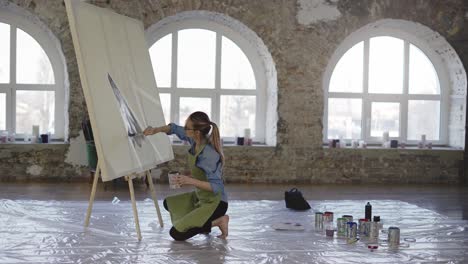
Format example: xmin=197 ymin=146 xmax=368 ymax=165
xmin=368 ymin=222 xmax=379 ymax=242
xmin=342 ymin=215 xmax=353 ymax=223
xmin=315 ymin=212 xmax=323 ymax=229
xmin=361 ymin=221 xmax=370 ymax=237
xmin=358 ymin=218 xmax=368 ymax=234
xmin=388 ymin=227 xmax=400 ymax=247
xmin=325 ymin=222 xmax=334 ymax=237
xmin=346 ymin=222 xmax=357 ymax=243
xmin=373 ymin=216 xmax=383 ymax=228
xmin=323 ymin=211 xmax=334 ymax=223
xmin=337 ymin=218 xmax=346 ymax=236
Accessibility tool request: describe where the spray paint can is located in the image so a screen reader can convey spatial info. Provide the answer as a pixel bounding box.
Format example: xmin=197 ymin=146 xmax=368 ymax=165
xmin=368 ymin=222 xmax=379 ymax=242
xmin=315 ymin=212 xmax=324 ymax=229
xmin=342 ymin=215 xmax=353 ymax=223
xmin=365 ymin=202 xmax=372 ymax=221
xmin=323 ymin=211 xmax=334 ymax=223
xmin=388 ymin=227 xmax=400 ymax=247
xmin=337 ymin=218 xmax=346 ymax=236
xmin=346 ymin=222 xmax=357 ymax=243
xmin=358 ymin=218 xmax=369 ymax=234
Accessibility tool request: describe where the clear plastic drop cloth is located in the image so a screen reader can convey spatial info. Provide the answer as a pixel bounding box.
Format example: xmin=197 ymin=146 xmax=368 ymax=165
xmin=0 ymin=199 xmax=467 ymax=263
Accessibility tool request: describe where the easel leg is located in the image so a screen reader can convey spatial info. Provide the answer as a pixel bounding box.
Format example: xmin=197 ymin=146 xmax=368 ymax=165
xmin=127 ymin=176 xmax=142 ymax=241
xmin=146 ymin=171 xmax=164 ymax=227
xmin=85 ymin=161 xmax=100 ymax=228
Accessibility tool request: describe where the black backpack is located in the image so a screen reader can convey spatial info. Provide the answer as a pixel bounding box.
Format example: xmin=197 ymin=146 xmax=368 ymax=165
xmin=285 ymin=188 xmax=311 ymax=211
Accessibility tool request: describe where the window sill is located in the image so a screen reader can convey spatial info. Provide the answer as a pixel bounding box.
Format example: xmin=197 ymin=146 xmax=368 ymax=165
xmin=322 ymin=145 xmax=463 ymax=151
xmin=171 ymin=141 xmax=272 ymax=148
xmin=171 ymin=142 xmax=275 ymax=149
xmin=0 ymin=141 xmax=68 ymax=147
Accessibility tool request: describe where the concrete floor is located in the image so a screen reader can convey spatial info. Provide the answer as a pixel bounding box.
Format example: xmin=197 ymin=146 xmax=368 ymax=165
xmin=0 ymin=182 xmax=467 ymax=263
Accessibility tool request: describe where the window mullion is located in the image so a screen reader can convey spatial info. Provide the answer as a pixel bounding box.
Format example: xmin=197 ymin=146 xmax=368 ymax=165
xmin=13 ymin=84 xmax=56 ymax=91
xmin=401 ymin=41 xmax=409 ymax=142
xmin=213 ymin=32 xmax=221 ymax=125
xmin=171 ymin=31 xmax=178 ymax=123
xmin=9 ymin=25 xmax=16 ymax=134
xmin=362 ymin=38 xmax=370 ymax=142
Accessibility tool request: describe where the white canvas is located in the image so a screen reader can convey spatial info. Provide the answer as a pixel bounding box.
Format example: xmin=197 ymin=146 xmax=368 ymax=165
xmin=65 ymin=0 xmax=174 ymax=182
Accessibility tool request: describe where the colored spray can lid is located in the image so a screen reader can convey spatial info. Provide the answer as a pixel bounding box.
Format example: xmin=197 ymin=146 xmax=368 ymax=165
xmin=373 ymin=216 xmax=380 ymax=222
xmin=324 ymin=211 xmax=333 ymax=215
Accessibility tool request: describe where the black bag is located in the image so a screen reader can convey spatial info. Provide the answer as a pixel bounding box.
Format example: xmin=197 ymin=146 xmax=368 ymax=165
xmin=285 ymin=188 xmax=311 ymax=210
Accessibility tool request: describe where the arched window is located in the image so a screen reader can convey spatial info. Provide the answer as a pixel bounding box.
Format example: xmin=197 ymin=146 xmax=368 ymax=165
xmin=324 ymin=34 xmax=449 ymax=145
xmin=147 ymin=15 xmax=270 ymax=144
xmin=0 ymin=7 xmax=67 ymax=140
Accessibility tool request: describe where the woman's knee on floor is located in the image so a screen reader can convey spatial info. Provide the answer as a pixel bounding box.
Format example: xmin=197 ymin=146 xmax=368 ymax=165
xmin=169 ymin=227 xmax=187 ymax=241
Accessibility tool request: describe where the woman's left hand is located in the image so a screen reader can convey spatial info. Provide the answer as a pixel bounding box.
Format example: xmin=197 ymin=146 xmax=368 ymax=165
xmin=175 ymin=175 xmax=194 ymax=186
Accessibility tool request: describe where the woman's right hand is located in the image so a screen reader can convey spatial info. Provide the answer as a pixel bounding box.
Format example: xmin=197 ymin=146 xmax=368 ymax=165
xmin=143 ymin=126 xmax=157 ymax=136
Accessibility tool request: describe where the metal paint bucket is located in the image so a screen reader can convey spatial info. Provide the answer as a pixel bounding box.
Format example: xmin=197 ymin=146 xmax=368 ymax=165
xmin=358 ymin=218 xmax=369 ymax=234
xmin=346 ymin=222 xmax=357 ymax=243
xmin=337 ymin=218 xmax=346 ymax=236
xmin=325 ymin=222 xmax=334 ymax=237
xmin=361 ymin=221 xmax=370 ymax=237
xmin=315 ymin=212 xmax=323 ymax=229
xmin=323 ymin=211 xmax=334 ymax=223
xmin=342 ymin=215 xmax=353 ymax=223
xmin=369 ymin=222 xmax=379 ymax=242
xmin=388 ymin=226 xmax=400 ymax=247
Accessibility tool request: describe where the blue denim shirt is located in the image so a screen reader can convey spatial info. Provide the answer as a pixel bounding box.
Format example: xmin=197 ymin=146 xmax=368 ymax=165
xmin=168 ymin=123 xmax=228 ymax=202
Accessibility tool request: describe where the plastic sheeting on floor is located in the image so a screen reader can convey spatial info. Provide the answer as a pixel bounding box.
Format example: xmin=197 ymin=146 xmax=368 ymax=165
xmin=0 ymin=199 xmax=467 ymax=263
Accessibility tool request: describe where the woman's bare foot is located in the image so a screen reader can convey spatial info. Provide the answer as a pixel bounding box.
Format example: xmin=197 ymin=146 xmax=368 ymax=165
xmin=212 ymin=215 xmax=229 ymax=239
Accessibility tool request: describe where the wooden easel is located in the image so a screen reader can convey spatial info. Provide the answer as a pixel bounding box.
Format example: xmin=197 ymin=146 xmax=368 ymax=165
xmin=84 ymin=160 xmax=164 ymax=241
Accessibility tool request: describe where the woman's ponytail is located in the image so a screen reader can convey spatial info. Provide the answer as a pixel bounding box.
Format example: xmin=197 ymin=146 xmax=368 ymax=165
xmin=209 ymin=122 xmax=224 ymax=166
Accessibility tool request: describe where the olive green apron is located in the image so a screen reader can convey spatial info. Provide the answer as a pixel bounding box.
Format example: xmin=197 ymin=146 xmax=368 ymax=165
xmin=165 ymin=143 xmax=221 ymax=232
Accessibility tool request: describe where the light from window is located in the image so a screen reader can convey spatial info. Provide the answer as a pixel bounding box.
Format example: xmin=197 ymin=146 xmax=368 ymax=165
xmin=16 ymin=28 xmax=54 ymax=84
xmin=0 ymin=93 xmax=5 ymax=130
xmin=408 ymin=100 xmax=440 ymax=140
xmin=221 ymin=36 xmax=255 ymax=90
xmin=149 ymin=33 xmax=171 ymax=88
xmin=369 ymin=36 xmax=404 ymax=94
xmin=329 ymin=41 xmax=363 ymax=93
xmin=220 ymin=95 xmax=256 ymax=137
xmin=179 ymin=97 xmax=211 ymax=125
xmin=409 ymin=44 xmax=440 ymax=95
xmin=16 ymin=90 xmax=55 ymax=134
xmin=159 ymin=93 xmax=170 ymax=124
xmin=0 ymin=23 xmax=10 ymax=83
xmin=177 ymin=29 xmax=215 ymax=89
xmin=371 ymin=102 xmax=399 ymax=137
xmin=327 ymin=98 xmax=362 ymax=139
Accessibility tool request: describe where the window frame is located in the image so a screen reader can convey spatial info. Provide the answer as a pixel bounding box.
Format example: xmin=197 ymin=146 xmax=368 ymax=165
xmin=0 ymin=10 xmax=66 ymax=140
xmin=147 ymin=19 xmax=266 ymax=144
xmin=324 ymin=29 xmax=449 ymax=145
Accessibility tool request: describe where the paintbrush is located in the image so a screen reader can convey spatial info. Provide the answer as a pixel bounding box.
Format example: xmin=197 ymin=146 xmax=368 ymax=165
xmin=128 ymin=132 xmax=144 ymax=137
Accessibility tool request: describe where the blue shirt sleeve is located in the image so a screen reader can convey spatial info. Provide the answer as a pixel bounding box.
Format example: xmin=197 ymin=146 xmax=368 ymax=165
xmin=168 ymin=123 xmax=194 ymax=145
xmin=197 ymin=147 xmax=224 ymax=196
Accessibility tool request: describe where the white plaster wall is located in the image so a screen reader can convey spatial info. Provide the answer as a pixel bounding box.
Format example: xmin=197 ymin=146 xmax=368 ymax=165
xmin=65 ymin=130 xmax=88 ymax=167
